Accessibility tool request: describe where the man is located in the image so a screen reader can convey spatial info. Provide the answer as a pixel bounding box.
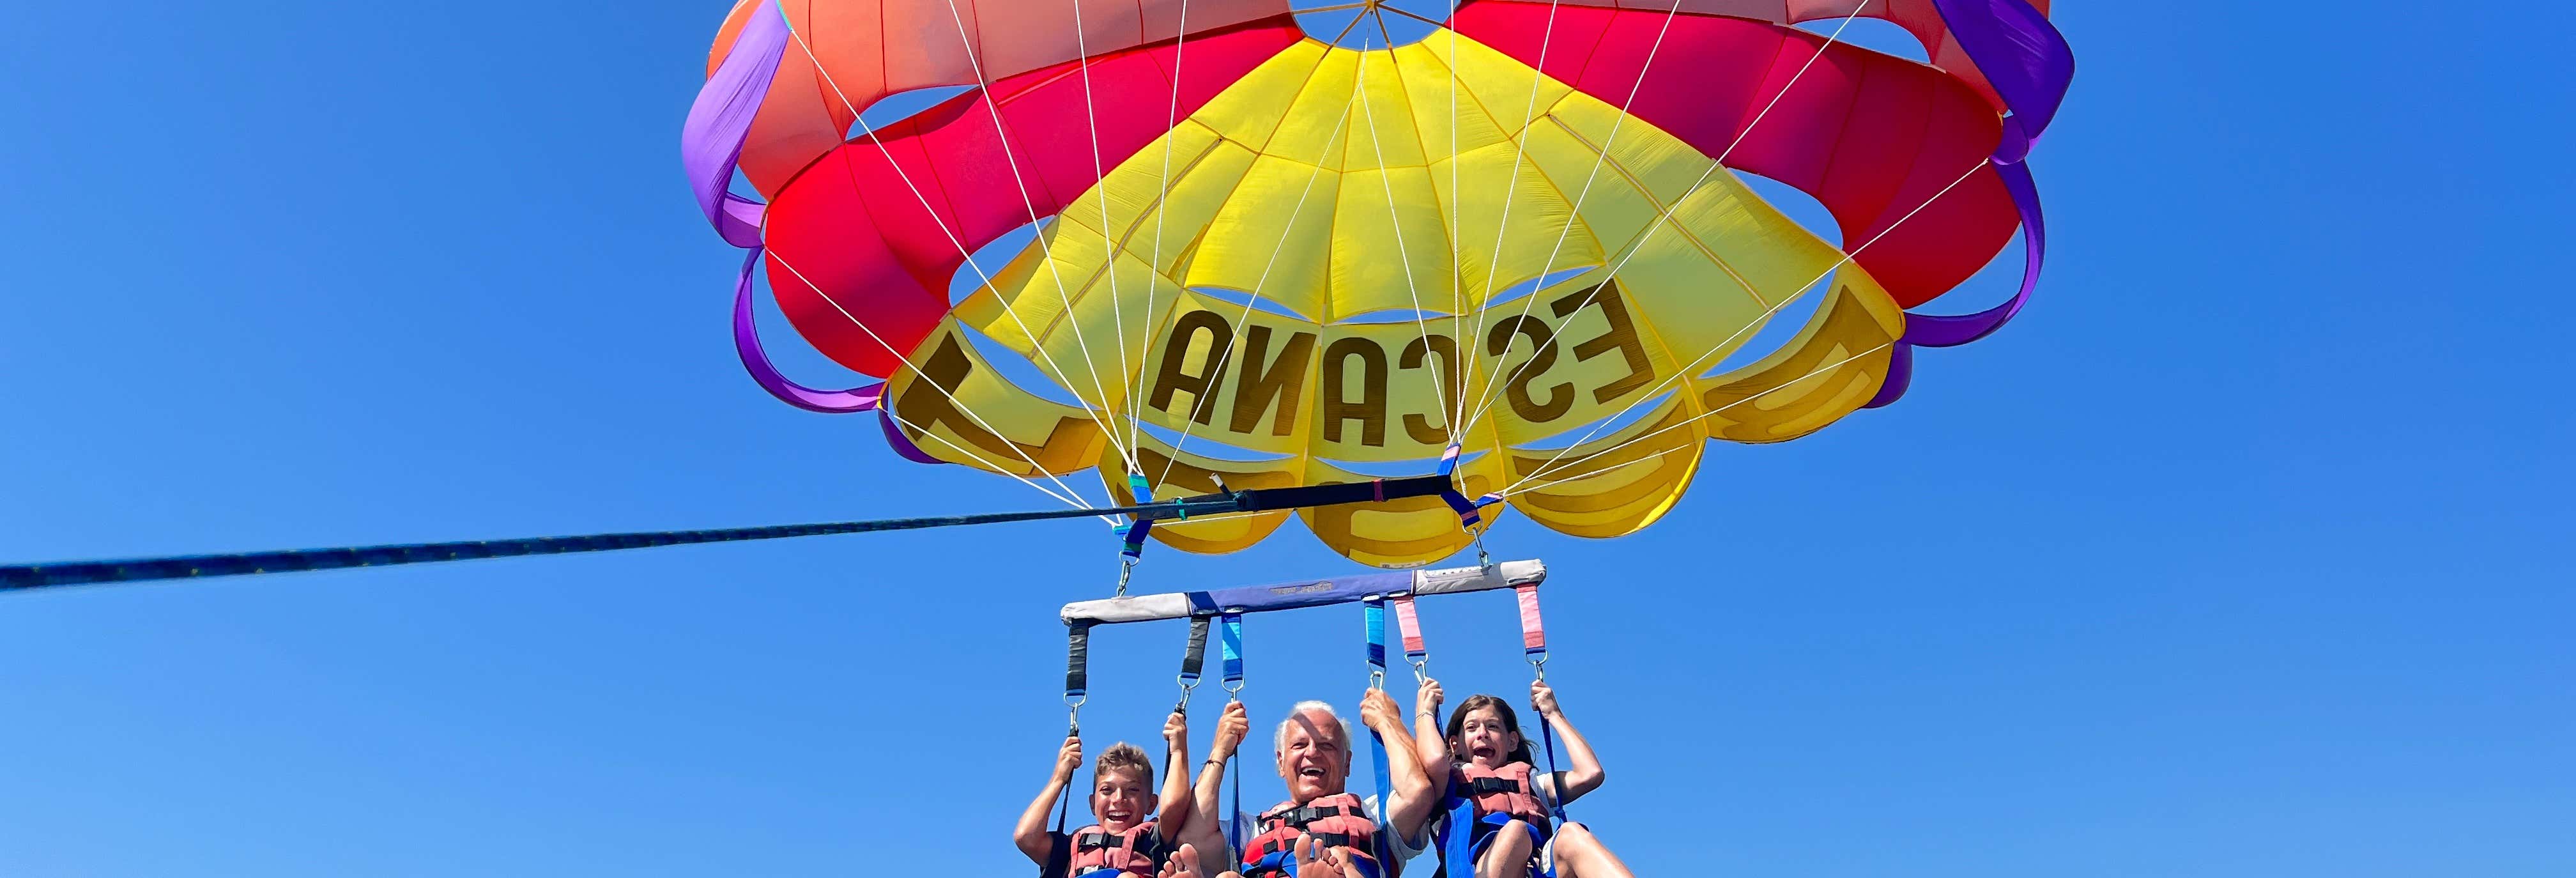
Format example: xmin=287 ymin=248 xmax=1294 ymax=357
xmin=1184 ymin=691 xmax=1439 ymax=878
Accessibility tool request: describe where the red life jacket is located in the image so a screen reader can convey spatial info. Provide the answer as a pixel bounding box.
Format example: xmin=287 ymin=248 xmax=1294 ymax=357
xmin=1452 ymin=761 xmax=1547 ymax=823
xmin=1241 ymin=792 xmax=1381 ymax=877
xmin=1065 ymin=821 xmax=1167 ymax=877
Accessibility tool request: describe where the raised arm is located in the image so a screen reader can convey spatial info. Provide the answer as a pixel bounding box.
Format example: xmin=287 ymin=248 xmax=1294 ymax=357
xmin=1157 ymin=710 xmax=1197 ymax=840
xmin=1015 ymin=734 xmax=1082 ymax=863
xmin=1184 ymin=700 xmax=1250 ymax=861
xmin=1529 ymin=680 xmax=1607 ymax=805
xmin=1360 ymin=688 xmax=1437 ymax=838
xmin=1410 ymin=677 xmax=1450 ymax=799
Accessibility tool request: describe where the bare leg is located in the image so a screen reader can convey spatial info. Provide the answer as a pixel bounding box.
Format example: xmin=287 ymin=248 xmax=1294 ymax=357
xmin=1477 ymin=819 xmax=1535 ymax=878
xmin=1548 ymin=824 xmax=1634 ymax=878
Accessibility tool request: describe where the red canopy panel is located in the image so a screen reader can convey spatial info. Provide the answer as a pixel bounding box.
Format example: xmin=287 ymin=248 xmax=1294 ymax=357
xmin=1453 ymin=1 xmax=2020 ymax=307
xmin=760 ymin=19 xmax=1308 ymax=376
xmin=710 ymin=0 xmax=1299 ymax=197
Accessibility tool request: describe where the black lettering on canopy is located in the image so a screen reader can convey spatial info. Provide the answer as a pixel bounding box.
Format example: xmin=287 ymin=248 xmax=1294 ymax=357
xmin=895 ymin=333 xmax=1027 ymax=462
xmin=1551 ymin=281 xmax=1655 ymax=404
xmin=1400 ymin=334 xmax=1463 ymax=445
xmin=1321 ymin=336 xmax=1388 ymax=447
xmin=1487 ymin=317 xmax=1571 ymax=424
xmin=1230 ymin=326 xmax=1316 ymax=437
xmin=1147 ymin=309 xmax=1233 ymax=426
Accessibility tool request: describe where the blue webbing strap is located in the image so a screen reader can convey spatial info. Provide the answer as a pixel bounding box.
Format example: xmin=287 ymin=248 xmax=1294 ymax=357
xmin=1121 ymin=520 xmax=1155 ymax=561
xmin=1363 ymin=598 xmax=1395 ymax=870
xmin=1220 ymin=614 xmax=1245 ymax=689
xmin=1220 ymin=613 xmax=1246 ymax=858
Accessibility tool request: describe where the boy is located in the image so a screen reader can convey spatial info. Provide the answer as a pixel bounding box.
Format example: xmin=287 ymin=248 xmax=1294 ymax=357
xmin=1017 ymin=712 xmax=1197 ymax=877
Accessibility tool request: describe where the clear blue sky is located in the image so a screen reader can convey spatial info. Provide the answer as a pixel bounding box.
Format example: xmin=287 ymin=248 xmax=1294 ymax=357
xmin=3 ymin=1 xmax=2567 ymax=875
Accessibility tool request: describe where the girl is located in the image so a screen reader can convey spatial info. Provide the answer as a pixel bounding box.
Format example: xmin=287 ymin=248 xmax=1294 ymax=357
xmin=1413 ymin=679 xmax=1634 ymax=878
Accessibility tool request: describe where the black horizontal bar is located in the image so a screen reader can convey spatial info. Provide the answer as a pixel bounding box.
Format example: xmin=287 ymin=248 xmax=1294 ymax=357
xmin=1 ymin=475 xmax=1456 ymax=592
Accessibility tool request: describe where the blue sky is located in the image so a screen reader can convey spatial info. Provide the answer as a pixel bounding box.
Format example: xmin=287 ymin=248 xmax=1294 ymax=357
xmin=2 ymin=1 xmax=2568 ymax=875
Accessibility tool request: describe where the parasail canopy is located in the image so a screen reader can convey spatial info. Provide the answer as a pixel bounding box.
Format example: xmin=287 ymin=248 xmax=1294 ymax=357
xmin=683 ymin=0 xmax=2074 ymax=567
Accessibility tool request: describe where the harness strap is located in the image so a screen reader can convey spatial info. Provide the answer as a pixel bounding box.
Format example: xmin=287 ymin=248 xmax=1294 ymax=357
xmin=1465 ymin=776 xmax=1527 ymax=795
xmin=1392 ymin=595 xmax=1426 ymax=666
xmin=1119 ymin=520 xmax=1154 ymax=561
xmin=1220 ymin=614 xmax=1245 ymax=688
xmin=1065 ymin=622 xmax=1094 ymax=705
xmin=1513 ymin=585 xmax=1547 ymax=659
xmin=1181 ymin=617 xmax=1211 ymax=684
xmin=1266 ymin=804 xmax=1358 ymax=826
xmin=1222 ymin=612 xmax=1246 ymax=858
xmin=1362 ymin=597 xmax=1395 ymax=868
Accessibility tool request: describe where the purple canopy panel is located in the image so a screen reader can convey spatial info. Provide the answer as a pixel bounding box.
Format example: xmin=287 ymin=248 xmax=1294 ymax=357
xmin=1930 ymin=0 xmax=2075 ymax=157
xmin=732 ymin=249 xmax=886 ymax=413
xmin=876 ymin=408 xmax=947 ymax=465
xmin=1902 ymin=159 xmax=2044 ymax=348
xmin=1868 ymin=0 xmax=2070 ymax=407
xmin=1863 ymin=341 xmax=1915 ymax=409
xmin=689 ymin=4 xmax=908 ymax=435
xmin=680 ymin=1 xmax=789 ymax=249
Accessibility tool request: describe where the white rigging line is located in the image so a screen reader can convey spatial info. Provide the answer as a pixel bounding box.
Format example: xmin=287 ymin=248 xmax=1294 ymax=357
xmin=1150 ymin=25 xmax=1370 ymax=488
xmin=764 ymin=244 xmax=1112 ymax=520
xmin=1494 ymin=341 xmax=1891 ymax=498
xmin=1448 ymin=22 xmax=1468 ymax=451
xmin=1353 ymin=40 xmax=1464 ymax=451
xmin=931 ymin=0 xmax=1144 ymax=472
xmin=779 ymin=13 xmax=1141 ymax=479
xmin=1065 ymin=0 xmax=1144 ymax=478
xmin=1492 ymin=156 xmax=1991 ymax=497
xmin=1132 ymin=0 xmax=1197 ymax=470
xmin=1460 ymin=0 xmax=1880 ymax=433
xmin=1453 ymin=0 xmax=1566 ymax=403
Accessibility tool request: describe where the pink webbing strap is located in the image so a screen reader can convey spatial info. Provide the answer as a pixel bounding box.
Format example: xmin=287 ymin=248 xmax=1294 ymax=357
xmin=1514 ymin=584 xmax=1547 ymax=657
xmin=1392 ymin=594 xmax=1426 ymax=662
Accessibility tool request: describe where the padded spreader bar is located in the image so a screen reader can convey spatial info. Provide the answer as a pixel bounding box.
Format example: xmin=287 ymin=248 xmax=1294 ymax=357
xmin=1060 ymin=559 xmax=1547 ymax=626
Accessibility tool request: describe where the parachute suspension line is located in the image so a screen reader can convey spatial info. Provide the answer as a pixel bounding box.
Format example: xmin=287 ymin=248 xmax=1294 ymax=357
xmin=1148 ymin=21 xmax=1370 ymax=489
xmin=1456 ymin=0 xmax=1782 ymax=433
xmin=1455 ymin=0 xmax=1568 ymax=404
xmin=1498 ymin=343 xmax=1892 ymax=497
xmin=1132 ymin=0 xmax=1197 ymax=467
xmin=775 ymin=20 xmax=1138 ymax=479
xmin=1449 ymin=24 xmax=1466 ymax=445
xmin=1459 ymin=0 xmax=1882 ymax=433
xmin=765 ymin=247 xmax=1112 ymax=512
xmin=879 ymin=400 xmax=1101 ymax=515
xmin=1064 ymin=0 xmax=1144 ymax=482
xmin=1352 ymin=42 xmax=1463 ymax=454
xmin=1490 ymin=155 xmax=1989 ymax=496
xmin=926 ymin=0 xmax=1144 ymax=474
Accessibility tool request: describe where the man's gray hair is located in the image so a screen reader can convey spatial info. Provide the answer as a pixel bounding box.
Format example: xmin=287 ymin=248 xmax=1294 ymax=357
xmin=1276 ymin=700 xmax=1358 ymax=753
